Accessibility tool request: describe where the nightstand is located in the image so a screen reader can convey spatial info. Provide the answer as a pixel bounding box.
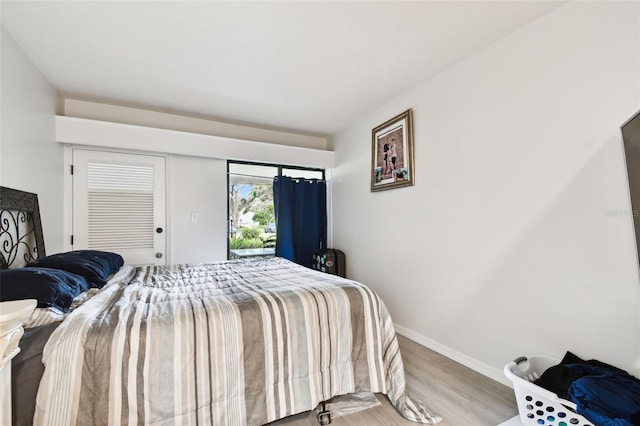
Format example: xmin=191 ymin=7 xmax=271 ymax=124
xmin=0 ymin=299 xmax=37 ymax=426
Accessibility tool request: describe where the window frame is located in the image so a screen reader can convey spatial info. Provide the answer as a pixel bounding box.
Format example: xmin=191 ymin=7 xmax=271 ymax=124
xmin=226 ymin=160 xmax=325 ymax=260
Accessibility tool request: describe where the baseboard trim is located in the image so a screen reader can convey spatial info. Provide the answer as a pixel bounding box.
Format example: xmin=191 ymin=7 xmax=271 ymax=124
xmin=394 ymin=323 xmax=513 ymax=388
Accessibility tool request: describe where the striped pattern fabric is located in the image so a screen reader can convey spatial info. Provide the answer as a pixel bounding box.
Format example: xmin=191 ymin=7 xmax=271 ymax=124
xmin=24 ymin=307 xmax=66 ymax=329
xmin=35 ymin=257 xmax=441 ymax=425
xmin=24 ymin=288 xmax=101 ymax=328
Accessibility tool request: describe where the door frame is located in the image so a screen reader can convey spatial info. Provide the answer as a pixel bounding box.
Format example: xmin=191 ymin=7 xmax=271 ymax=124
xmin=63 ymin=145 xmax=170 ymax=263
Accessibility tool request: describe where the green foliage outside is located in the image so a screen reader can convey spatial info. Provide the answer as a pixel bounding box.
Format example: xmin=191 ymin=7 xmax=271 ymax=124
xmin=229 ymin=226 xmax=269 ymax=250
xmin=240 ymin=227 xmax=262 ymax=239
xmin=228 ymin=181 xmax=277 ymax=253
xmin=229 ymin=183 xmax=273 ymax=232
xmin=261 ymin=233 xmax=276 ymax=248
xmin=252 ymin=205 xmax=275 ymax=226
xmin=229 ymin=236 xmax=263 ymax=249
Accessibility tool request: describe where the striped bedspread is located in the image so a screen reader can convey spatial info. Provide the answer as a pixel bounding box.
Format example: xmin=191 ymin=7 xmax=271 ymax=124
xmin=34 ymin=257 xmax=441 ymax=425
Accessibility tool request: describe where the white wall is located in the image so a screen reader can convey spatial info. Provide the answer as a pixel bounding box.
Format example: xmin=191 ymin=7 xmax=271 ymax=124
xmin=331 ymin=1 xmax=640 ymax=382
xmin=56 ymin=115 xmax=334 ymax=169
xmin=0 ymin=26 xmax=231 ymax=264
xmin=0 ymin=27 xmax=63 ymax=253
xmin=64 ymin=99 xmax=328 ymax=150
xmin=167 ymin=155 xmax=228 ymax=263
xmin=0 ymin=27 xmax=331 ymax=261
xmin=59 ymin=101 xmax=333 ymax=262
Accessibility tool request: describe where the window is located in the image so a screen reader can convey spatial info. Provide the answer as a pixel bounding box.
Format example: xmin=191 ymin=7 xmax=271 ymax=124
xmin=227 ymin=161 xmax=324 ymax=259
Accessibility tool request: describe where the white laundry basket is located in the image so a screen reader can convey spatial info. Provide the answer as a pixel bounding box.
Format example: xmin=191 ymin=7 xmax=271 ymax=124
xmin=504 ymin=355 xmax=593 ymax=426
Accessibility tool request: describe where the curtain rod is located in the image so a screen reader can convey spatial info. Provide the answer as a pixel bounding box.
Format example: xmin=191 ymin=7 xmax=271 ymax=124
xmin=273 ymin=176 xmax=325 ymax=183
xmin=229 ymin=172 xmax=324 ymax=181
xmin=228 ymin=172 xmax=276 ymax=179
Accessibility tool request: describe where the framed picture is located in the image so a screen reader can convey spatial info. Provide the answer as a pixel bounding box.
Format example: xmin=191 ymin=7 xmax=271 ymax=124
xmin=371 ymin=108 xmax=414 ymax=192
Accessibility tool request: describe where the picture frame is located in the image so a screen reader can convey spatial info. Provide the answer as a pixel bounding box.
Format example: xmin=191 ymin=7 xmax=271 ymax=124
xmin=371 ymin=108 xmax=414 ymax=192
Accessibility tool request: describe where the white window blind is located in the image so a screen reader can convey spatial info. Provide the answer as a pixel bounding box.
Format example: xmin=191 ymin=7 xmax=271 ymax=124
xmin=87 ymin=162 xmax=154 ymax=251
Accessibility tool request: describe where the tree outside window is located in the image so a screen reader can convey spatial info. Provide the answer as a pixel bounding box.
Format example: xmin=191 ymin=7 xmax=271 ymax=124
xmin=228 ymin=181 xmax=274 ymax=251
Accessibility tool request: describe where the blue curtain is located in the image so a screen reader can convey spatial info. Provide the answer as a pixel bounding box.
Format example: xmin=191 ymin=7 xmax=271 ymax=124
xmin=273 ymin=176 xmax=327 ymax=268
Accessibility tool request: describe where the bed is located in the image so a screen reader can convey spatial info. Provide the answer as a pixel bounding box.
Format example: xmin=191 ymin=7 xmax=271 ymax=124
xmin=0 ymin=186 xmax=442 ymax=425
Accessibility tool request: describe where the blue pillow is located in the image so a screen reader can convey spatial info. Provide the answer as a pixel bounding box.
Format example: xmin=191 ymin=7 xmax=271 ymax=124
xmin=28 ymin=250 xmax=124 ymax=288
xmin=0 ymin=267 xmax=89 ymax=312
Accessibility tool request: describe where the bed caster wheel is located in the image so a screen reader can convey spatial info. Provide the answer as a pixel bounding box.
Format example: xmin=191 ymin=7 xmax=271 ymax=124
xmin=317 ymin=410 xmax=331 ymax=425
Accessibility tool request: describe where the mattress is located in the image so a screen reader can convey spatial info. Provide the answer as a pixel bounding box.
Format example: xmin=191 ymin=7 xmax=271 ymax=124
xmin=33 ymin=257 xmax=441 ymax=425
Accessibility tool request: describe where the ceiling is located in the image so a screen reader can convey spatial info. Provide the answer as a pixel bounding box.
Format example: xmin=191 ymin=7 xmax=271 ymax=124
xmin=1 ymin=1 xmax=562 ymax=136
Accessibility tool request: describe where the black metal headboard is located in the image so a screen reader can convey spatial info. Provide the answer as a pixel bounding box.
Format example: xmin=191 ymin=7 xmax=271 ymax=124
xmin=0 ymin=186 xmax=46 ymax=269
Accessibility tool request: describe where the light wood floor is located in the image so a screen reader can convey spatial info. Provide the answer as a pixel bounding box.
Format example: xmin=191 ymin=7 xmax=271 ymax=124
xmin=268 ymin=335 xmax=518 ymax=426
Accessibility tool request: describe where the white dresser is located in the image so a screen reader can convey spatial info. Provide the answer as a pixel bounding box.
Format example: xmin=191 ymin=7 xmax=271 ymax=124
xmin=0 ymin=300 xmax=36 ymax=426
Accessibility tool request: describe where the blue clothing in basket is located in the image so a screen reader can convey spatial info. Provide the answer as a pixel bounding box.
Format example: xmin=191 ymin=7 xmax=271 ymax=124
xmin=567 ymin=364 xmax=640 ymax=426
